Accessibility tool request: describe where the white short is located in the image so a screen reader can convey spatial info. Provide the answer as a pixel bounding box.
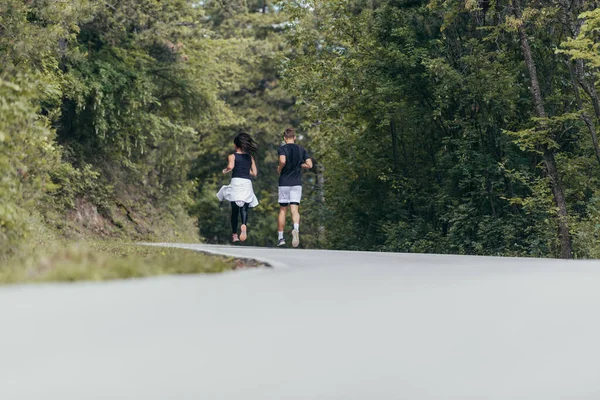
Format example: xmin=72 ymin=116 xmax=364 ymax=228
xmin=278 ymin=186 xmax=303 ymax=205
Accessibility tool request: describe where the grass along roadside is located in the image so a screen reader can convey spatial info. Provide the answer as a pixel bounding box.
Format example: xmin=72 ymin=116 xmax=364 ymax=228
xmin=0 ymin=241 xmax=264 ymax=284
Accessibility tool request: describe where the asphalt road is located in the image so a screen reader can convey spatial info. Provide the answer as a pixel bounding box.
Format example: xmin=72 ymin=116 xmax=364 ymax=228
xmin=2 ymin=244 xmax=600 ymax=399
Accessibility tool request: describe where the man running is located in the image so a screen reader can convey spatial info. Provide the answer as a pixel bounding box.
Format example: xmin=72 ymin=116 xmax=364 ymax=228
xmin=277 ymin=128 xmax=312 ymax=247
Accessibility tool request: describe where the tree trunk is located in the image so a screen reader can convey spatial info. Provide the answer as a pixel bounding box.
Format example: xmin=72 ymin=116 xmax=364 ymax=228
xmin=578 ymin=70 xmax=600 ymax=120
xmin=518 ymin=25 xmax=573 ymax=259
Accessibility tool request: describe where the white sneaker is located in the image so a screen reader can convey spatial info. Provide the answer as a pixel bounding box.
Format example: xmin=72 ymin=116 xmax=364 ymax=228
xmin=292 ymin=229 xmax=300 ymax=248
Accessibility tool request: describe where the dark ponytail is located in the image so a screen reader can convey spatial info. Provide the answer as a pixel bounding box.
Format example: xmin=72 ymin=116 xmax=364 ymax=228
xmin=234 ymin=132 xmax=258 ymax=157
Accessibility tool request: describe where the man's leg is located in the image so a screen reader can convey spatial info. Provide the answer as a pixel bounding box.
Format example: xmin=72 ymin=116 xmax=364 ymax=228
xmin=290 ymin=204 xmax=300 ymax=247
xmin=278 ymin=206 xmax=288 ymax=232
xmin=290 ymin=204 xmax=300 ymax=228
xmin=277 ymin=205 xmax=288 ymax=246
xmin=289 ymin=185 xmax=302 ymax=248
xmin=277 ymin=186 xmax=291 ymax=246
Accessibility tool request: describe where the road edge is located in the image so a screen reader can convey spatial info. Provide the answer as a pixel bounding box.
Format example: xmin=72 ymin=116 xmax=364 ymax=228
xmin=139 ymin=242 xmax=288 ymax=269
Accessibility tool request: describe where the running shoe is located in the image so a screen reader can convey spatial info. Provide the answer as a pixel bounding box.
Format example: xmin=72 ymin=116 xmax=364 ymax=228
xmin=291 ymin=229 xmax=300 ymax=248
xmin=240 ymin=225 xmax=247 ymax=242
xmin=277 ymin=238 xmax=286 ymax=247
xmin=232 ymin=234 xmax=240 ymax=243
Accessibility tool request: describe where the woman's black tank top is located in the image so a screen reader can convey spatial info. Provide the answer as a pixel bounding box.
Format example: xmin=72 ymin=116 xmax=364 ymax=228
xmin=232 ymin=153 xmax=252 ymax=179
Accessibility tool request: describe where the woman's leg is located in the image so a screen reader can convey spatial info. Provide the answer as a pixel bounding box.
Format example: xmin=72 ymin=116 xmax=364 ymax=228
xmin=230 ymin=202 xmax=240 ymax=234
xmin=239 ymin=203 xmax=249 ymax=241
xmin=240 ymin=203 xmax=249 ymax=226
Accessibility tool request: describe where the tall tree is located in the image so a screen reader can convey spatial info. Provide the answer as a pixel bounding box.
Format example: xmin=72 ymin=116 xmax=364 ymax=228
xmin=513 ymin=1 xmax=572 ymax=258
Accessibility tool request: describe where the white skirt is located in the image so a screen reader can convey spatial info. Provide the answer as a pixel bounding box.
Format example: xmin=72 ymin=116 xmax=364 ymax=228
xmin=217 ymin=178 xmax=259 ymax=208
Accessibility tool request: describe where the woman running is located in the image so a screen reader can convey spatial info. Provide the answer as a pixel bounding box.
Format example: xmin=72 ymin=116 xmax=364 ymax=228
xmin=217 ymin=133 xmax=259 ymax=243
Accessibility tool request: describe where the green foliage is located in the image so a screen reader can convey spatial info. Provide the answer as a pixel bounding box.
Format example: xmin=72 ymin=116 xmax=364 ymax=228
xmin=0 ymin=0 xmax=228 ymax=261
xmin=48 ymin=162 xmax=110 ymax=210
xmin=571 ymin=193 xmax=600 ymax=258
xmin=4 ymin=0 xmax=600 ymax=262
xmin=559 ymin=9 xmax=600 ymax=69
xmin=281 ymin=0 xmax=600 ymax=257
xmin=0 ymin=74 xmax=61 ymax=259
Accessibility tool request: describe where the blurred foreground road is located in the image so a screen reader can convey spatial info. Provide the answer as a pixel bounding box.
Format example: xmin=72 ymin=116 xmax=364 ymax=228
xmin=1 ymin=244 xmax=600 ymax=399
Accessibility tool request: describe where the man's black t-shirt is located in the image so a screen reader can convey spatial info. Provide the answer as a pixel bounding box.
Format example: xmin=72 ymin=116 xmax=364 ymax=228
xmin=278 ymin=143 xmax=309 ymax=187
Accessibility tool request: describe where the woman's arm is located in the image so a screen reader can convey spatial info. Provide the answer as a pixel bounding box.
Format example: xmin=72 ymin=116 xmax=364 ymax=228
xmin=250 ymin=157 xmax=258 ymax=177
xmin=222 ymin=154 xmax=235 ymax=174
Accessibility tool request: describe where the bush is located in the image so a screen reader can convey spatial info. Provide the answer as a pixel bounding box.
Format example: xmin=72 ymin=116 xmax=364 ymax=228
xmin=0 ymin=75 xmax=62 ymax=259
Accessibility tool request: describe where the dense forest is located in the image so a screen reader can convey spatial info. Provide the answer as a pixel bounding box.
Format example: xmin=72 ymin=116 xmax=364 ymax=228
xmin=2 ymin=0 xmax=600 ymax=261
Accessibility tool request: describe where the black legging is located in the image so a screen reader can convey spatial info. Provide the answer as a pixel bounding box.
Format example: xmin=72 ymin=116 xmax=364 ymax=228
xmin=231 ymin=202 xmax=249 ymax=233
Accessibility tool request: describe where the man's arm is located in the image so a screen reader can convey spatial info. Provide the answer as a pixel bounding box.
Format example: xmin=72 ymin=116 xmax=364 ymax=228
xmin=277 ymin=155 xmax=286 ymax=174
xmin=301 ymin=148 xmax=313 ymax=169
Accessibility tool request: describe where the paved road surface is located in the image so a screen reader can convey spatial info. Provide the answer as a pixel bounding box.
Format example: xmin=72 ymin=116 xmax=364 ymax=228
xmin=2 ymin=244 xmax=600 ymax=399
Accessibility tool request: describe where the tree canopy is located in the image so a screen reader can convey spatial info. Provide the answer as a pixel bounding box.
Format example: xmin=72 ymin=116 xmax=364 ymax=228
xmin=3 ymin=0 xmax=600 ymax=260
